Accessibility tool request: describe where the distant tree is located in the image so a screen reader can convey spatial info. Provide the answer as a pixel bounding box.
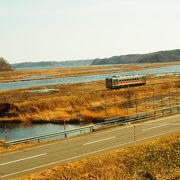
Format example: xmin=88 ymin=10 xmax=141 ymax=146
xmin=0 ymin=57 xmax=14 ymax=71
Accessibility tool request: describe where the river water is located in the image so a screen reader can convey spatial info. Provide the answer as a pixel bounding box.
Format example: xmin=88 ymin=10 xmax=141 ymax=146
xmin=0 ymin=65 xmax=180 ymax=91
xmin=0 ymin=64 xmax=180 ymax=141
xmin=0 ymin=123 xmax=89 ymax=141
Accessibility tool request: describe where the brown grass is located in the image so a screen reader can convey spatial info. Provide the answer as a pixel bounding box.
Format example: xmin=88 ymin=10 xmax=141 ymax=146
xmin=13 ymin=133 xmax=180 ymax=180
xmin=0 ymin=62 xmax=180 ymax=123
xmin=0 ymin=61 xmax=179 ymax=82
xmin=0 ymin=141 xmax=38 ymax=153
xmin=0 ymin=76 xmax=179 ymax=123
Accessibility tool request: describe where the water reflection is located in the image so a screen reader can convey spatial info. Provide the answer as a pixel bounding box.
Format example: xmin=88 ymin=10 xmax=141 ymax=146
xmin=0 ymin=123 xmax=82 ymax=141
xmin=21 ymin=74 xmax=50 ymax=79
xmin=28 ymin=89 xmax=57 ymax=92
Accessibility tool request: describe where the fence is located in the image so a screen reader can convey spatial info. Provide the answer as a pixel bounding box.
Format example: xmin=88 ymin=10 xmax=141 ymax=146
xmin=4 ymin=105 xmax=180 ymax=147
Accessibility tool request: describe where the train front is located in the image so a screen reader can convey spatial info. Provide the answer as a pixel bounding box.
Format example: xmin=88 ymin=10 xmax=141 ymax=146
xmin=105 ymin=78 xmax=113 ymax=89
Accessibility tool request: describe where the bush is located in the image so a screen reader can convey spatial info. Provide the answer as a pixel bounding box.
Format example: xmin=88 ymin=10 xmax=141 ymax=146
xmin=0 ymin=57 xmax=14 ymax=71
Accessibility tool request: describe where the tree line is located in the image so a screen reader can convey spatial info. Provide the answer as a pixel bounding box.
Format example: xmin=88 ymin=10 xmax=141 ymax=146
xmin=0 ymin=57 xmax=14 ymax=71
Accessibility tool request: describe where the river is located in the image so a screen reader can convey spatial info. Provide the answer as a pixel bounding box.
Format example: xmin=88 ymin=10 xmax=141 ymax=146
xmin=0 ymin=65 xmax=180 ymax=91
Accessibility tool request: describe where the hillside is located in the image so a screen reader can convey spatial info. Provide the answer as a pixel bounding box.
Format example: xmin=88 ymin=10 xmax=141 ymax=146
xmin=11 ymin=49 xmax=180 ymax=68
xmin=15 ymin=134 xmax=180 ymax=180
xmin=0 ymin=58 xmax=14 ymax=71
xmin=91 ymin=49 xmax=180 ymax=65
xmin=12 ymin=59 xmax=93 ymax=68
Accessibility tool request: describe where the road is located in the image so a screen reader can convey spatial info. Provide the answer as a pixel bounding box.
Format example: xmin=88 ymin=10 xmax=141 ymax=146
xmin=0 ymin=114 xmax=180 ymax=179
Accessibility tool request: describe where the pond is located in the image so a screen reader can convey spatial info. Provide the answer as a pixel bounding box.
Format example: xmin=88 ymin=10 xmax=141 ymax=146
xmin=0 ymin=122 xmax=90 ymax=141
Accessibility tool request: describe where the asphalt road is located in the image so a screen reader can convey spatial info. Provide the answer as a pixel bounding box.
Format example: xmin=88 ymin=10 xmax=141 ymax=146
xmin=0 ymin=114 xmax=180 ymax=179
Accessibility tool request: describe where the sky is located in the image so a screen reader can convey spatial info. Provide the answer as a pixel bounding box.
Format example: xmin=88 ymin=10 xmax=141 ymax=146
xmin=0 ymin=0 xmax=180 ymax=63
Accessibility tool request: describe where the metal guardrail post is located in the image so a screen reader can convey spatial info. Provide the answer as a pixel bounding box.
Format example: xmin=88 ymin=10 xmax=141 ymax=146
xmin=3 ymin=142 xmax=7 ymax=148
xmin=4 ymin=105 xmax=180 ymax=146
xmin=154 ymin=111 xmax=156 ymax=120
xmin=64 ymin=132 xmax=67 ymax=138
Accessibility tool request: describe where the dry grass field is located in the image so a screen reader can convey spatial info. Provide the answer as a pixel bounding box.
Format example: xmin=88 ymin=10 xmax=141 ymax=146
xmin=0 ymin=62 xmax=179 ymax=123
xmin=13 ymin=133 xmax=180 ymax=180
xmin=0 ymin=77 xmax=179 ymax=123
xmin=0 ymin=75 xmax=179 ymax=123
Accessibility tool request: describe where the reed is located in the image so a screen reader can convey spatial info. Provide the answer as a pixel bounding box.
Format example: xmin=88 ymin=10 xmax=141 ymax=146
xmin=2 ymin=88 xmax=180 ymax=122
xmin=0 ymin=73 xmax=179 ymax=123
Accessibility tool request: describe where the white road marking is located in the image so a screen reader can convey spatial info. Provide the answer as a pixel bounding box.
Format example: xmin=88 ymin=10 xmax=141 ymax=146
xmin=6 ymin=115 xmax=179 ymax=153
xmin=0 ymin=155 xmax=80 ymax=178
xmin=142 ymin=124 xmax=167 ymax=131
xmin=137 ymin=130 xmax=178 ymax=142
xmin=83 ymin=136 xmax=116 ymax=145
xmin=0 ymin=153 xmax=47 ymax=166
xmin=1 ymin=129 xmax=178 ymax=179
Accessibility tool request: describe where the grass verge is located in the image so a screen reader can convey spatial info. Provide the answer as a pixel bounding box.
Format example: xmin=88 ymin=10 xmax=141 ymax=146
xmin=13 ymin=133 xmax=180 ymax=180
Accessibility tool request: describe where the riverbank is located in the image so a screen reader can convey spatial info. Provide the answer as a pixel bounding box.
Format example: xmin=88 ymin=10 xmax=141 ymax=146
xmin=13 ymin=133 xmax=180 ymax=180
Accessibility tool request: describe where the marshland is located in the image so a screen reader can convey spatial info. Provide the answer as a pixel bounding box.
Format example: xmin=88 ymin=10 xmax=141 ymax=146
xmin=0 ymin=62 xmax=180 ymax=123
xmin=0 ymin=62 xmax=180 ymax=141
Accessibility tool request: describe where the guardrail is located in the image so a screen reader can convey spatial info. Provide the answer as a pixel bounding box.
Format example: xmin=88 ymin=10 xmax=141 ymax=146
xmin=4 ymin=105 xmax=180 ymax=146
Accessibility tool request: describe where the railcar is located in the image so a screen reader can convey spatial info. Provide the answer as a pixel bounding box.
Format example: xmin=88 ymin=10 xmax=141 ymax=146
xmin=106 ymin=75 xmax=146 ymax=89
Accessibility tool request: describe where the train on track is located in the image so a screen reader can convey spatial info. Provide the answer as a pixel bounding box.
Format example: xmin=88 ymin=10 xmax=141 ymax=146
xmin=106 ymin=75 xmax=146 ymax=89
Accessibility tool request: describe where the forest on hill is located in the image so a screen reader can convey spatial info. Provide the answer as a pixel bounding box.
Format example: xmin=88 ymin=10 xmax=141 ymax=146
xmin=12 ymin=59 xmax=93 ymax=68
xmin=91 ymin=49 xmax=180 ymax=65
xmin=0 ymin=58 xmax=14 ymax=71
xmin=11 ymin=49 xmax=180 ymax=68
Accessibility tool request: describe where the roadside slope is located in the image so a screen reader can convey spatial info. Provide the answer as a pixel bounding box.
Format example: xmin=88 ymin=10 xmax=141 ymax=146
xmin=14 ymin=133 xmax=180 ymax=180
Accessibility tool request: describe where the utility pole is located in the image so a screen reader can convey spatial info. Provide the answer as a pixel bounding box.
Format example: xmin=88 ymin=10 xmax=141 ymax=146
xmin=176 ymin=87 xmax=178 ymax=105
xmin=168 ymin=90 xmax=171 ymax=107
xmin=114 ymin=95 xmax=118 ymax=116
xmin=161 ymin=92 xmax=163 ymax=108
xmin=153 ymin=88 xmax=155 ymax=110
xmin=64 ymin=119 xmax=67 ymax=138
xmin=135 ymin=94 xmax=138 ymax=114
xmin=144 ymin=89 xmax=147 ymax=112
xmin=104 ymin=94 xmax=107 ymax=118
xmin=125 ymin=90 xmax=130 ymax=115
xmin=4 ymin=125 xmax=7 ymax=143
xmin=126 ymin=98 xmax=129 ymax=115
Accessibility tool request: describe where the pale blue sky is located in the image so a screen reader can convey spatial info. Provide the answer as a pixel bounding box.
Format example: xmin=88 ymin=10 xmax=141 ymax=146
xmin=0 ymin=0 xmax=180 ymax=63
